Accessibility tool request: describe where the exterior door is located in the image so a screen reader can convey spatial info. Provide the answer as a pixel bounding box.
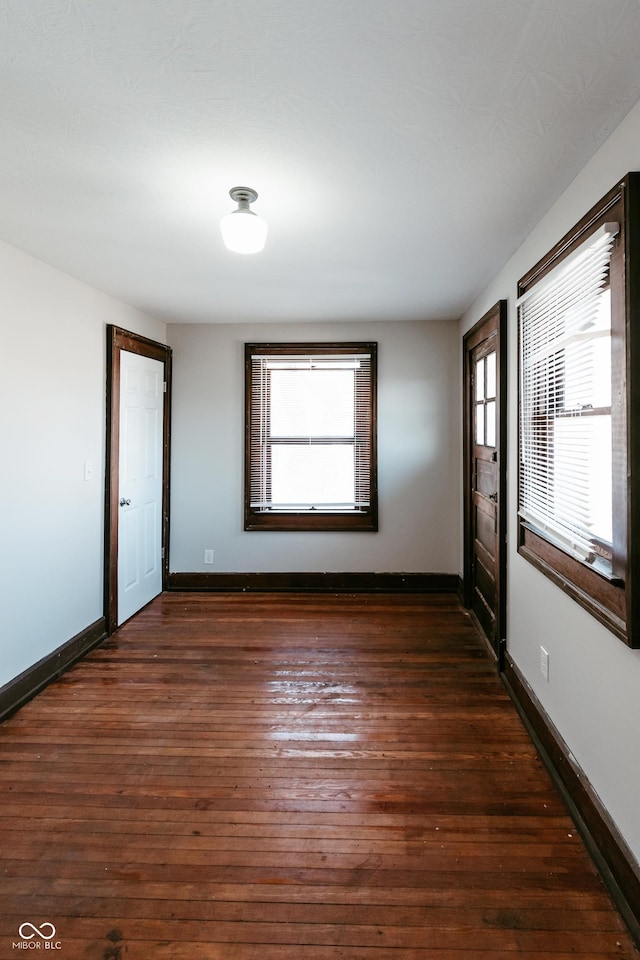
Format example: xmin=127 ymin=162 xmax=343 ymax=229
xmin=105 ymin=327 xmax=172 ymax=635
xmin=463 ymin=302 xmax=507 ymax=665
xmin=118 ymin=350 xmax=164 ymax=625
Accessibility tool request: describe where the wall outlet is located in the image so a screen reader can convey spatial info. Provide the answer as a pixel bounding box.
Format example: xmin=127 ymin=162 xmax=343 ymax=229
xmin=204 ymin=549 xmax=214 ymax=564
xmin=540 ymin=645 xmax=550 ymax=682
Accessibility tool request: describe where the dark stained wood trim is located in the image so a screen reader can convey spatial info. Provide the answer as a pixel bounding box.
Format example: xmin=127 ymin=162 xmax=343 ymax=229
xmin=502 ymin=654 xmax=640 ymax=945
xmin=517 ymin=179 xmax=625 ymax=296
xmin=244 ymin=512 xmax=378 ymax=532
xmin=462 ymin=301 xmax=508 ymax=669
xmin=167 ymin=571 xmax=461 ymax=593
xmin=244 ymin=342 xmax=378 ymax=533
xmin=0 ymin=618 xmax=106 ymax=723
xmin=518 ymin=530 xmax=627 ymax=641
xmin=105 ymin=326 xmax=172 ymax=635
xmin=625 ymin=174 xmax=640 ymax=648
xmin=516 ymin=174 xmax=640 ymax=648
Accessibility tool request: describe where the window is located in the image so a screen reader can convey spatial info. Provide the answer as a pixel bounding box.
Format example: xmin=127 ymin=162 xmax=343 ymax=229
xmin=520 ymin=225 xmax=617 ymax=570
xmin=474 ymin=348 xmax=497 ymax=448
xmin=517 ymin=174 xmax=640 ymax=647
xmin=245 ymin=342 xmax=377 ymax=531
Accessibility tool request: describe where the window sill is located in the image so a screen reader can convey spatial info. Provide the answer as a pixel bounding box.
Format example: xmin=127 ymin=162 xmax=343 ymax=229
xmin=518 ymin=523 xmax=628 ymax=645
xmin=519 ymin=520 xmax=624 ymax=586
xmin=245 ymin=510 xmax=378 ymax=532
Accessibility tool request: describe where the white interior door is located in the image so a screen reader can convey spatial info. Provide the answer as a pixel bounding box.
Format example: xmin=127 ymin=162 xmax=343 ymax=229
xmin=118 ymin=350 xmax=164 ymax=625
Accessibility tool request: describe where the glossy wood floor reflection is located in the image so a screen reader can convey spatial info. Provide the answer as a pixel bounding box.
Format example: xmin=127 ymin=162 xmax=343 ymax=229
xmin=0 ymin=593 xmax=637 ymax=959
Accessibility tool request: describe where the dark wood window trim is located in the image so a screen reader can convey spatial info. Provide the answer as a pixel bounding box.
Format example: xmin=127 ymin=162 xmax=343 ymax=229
xmin=244 ymin=342 xmax=378 ymax=532
xmin=517 ymin=174 xmax=640 ymax=647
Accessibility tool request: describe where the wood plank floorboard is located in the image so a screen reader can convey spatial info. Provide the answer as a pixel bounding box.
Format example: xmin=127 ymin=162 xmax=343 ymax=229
xmin=0 ymin=592 xmax=637 ymax=959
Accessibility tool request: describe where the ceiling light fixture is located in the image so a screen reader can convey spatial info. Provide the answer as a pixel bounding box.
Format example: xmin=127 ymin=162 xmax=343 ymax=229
xmin=220 ymin=186 xmax=268 ymax=254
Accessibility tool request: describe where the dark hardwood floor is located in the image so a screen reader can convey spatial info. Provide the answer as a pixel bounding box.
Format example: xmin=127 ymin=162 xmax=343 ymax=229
xmin=0 ymin=592 xmax=637 ymax=959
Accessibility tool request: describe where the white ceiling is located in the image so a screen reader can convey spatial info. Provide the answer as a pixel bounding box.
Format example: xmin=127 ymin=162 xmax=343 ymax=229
xmin=2 ymin=0 xmax=640 ymax=325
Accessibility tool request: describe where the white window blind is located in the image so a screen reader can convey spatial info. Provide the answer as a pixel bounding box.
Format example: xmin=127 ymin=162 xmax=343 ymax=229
xmin=518 ymin=223 xmax=618 ymax=565
xmin=249 ymin=352 xmax=373 ymax=512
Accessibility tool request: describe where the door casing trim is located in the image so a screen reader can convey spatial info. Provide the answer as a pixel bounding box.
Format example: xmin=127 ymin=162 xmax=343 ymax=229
xmin=463 ymin=301 xmax=508 ymax=668
xmin=105 ymin=326 xmax=172 ymax=635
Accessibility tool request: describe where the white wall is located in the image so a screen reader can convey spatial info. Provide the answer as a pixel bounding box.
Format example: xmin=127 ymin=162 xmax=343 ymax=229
xmin=460 ymin=98 xmax=640 ymax=865
xmin=0 ymin=241 xmax=165 ymax=689
xmin=168 ymin=318 xmax=460 ymax=575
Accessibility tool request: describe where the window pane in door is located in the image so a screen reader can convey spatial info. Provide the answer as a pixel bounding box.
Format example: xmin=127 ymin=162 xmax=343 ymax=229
xmin=475 ymin=403 xmax=485 ymax=445
xmin=486 ymin=400 xmax=496 ymax=447
xmin=475 ymin=358 xmax=485 ymax=401
xmin=486 ymin=352 xmax=496 ymax=399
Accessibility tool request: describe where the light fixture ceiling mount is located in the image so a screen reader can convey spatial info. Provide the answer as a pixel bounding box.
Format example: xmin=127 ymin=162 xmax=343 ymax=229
xmin=229 ymin=186 xmax=258 ymax=206
xmin=220 ymin=185 xmax=268 ymax=254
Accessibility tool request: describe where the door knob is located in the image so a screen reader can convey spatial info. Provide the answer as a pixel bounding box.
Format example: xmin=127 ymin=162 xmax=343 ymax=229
xmin=119 ymin=498 xmax=131 ymax=506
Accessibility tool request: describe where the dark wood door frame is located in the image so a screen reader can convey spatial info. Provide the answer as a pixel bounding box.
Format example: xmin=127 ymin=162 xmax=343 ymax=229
xmin=105 ymin=326 xmax=172 ymax=635
xmin=463 ymin=301 xmax=507 ymax=669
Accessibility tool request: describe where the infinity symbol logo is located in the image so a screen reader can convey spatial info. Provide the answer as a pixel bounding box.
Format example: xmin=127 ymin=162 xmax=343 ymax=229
xmin=18 ymin=922 xmax=57 ymax=940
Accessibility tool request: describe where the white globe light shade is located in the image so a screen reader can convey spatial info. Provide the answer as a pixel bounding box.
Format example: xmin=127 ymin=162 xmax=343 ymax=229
xmin=220 ymin=208 xmax=268 ymax=254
